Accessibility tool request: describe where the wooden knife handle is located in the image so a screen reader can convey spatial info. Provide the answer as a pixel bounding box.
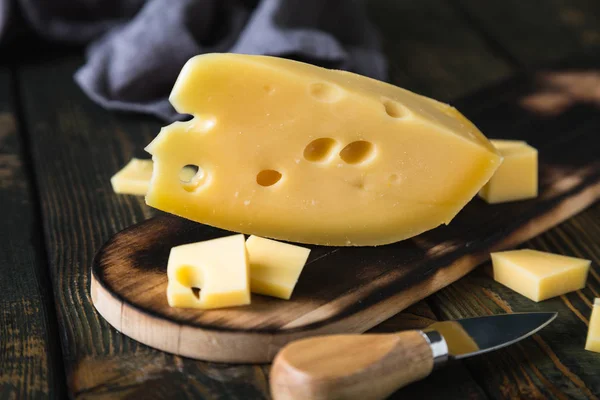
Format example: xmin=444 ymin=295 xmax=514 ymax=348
xmin=269 ymin=330 xmax=434 ymax=400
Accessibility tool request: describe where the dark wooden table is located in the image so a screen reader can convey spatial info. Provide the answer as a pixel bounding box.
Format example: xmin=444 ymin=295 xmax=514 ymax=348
xmin=2 ymin=1 xmax=600 ymax=398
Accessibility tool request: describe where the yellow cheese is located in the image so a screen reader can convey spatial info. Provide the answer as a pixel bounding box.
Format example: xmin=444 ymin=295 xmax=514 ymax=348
xmin=110 ymin=158 xmax=154 ymax=195
xmin=145 ymin=53 xmax=502 ymax=246
xmin=491 ymin=249 xmax=590 ymax=302
xmin=111 ymin=158 xmax=197 ymax=195
xmin=245 ymin=235 xmax=311 ymax=300
xmin=478 ymin=139 xmax=538 ymax=204
xmin=585 ymin=298 xmax=600 ymax=353
xmin=166 ymin=234 xmax=250 ymax=309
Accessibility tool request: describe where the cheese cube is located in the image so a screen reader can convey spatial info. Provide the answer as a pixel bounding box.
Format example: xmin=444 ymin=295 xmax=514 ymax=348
xmin=478 ymin=139 xmax=538 ymax=204
xmin=585 ymin=298 xmax=600 ymax=353
xmin=245 ymin=235 xmax=311 ymax=300
xmin=111 ymin=158 xmax=197 ymax=195
xmin=166 ymin=234 xmax=250 ymax=309
xmin=110 ymin=158 xmax=154 ymax=195
xmin=491 ymin=249 xmax=590 ymax=302
xmin=144 ymin=53 xmax=502 ymax=246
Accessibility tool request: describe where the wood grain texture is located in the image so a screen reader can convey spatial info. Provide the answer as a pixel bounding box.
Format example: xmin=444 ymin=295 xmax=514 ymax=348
xmin=367 ymin=0 xmax=512 ymax=102
xmin=269 ymin=331 xmax=433 ymax=400
xmin=0 ymin=69 xmax=65 ymax=398
xmin=452 ymin=0 xmax=600 ymax=68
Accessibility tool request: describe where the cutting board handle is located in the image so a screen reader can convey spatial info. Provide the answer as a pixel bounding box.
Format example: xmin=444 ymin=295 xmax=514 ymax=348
xmin=269 ymin=330 xmax=435 ymax=400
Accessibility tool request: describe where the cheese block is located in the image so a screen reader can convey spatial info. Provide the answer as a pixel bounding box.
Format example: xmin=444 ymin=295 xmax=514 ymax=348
xmin=478 ymin=139 xmax=538 ymax=204
xmin=491 ymin=249 xmax=590 ymax=302
xmin=245 ymin=235 xmax=311 ymax=300
xmin=166 ymin=234 xmax=250 ymax=309
xmin=145 ymin=53 xmax=503 ymax=246
xmin=111 ymin=158 xmax=198 ymax=195
xmin=585 ymin=298 xmax=600 ymax=353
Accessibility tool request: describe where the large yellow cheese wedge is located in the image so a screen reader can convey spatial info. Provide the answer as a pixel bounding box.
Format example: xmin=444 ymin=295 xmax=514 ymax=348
xmin=585 ymin=298 xmax=600 ymax=353
xmin=166 ymin=234 xmax=250 ymax=309
xmin=145 ymin=53 xmax=502 ymax=246
xmin=491 ymin=249 xmax=590 ymax=302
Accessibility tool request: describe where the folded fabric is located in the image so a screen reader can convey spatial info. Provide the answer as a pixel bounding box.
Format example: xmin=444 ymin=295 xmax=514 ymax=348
xmin=0 ymin=0 xmax=388 ymax=122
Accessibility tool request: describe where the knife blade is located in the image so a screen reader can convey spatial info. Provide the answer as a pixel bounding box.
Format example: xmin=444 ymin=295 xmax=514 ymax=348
xmin=424 ymin=312 xmax=557 ymax=361
xmin=269 ymin=312 xmax=557 ymax=400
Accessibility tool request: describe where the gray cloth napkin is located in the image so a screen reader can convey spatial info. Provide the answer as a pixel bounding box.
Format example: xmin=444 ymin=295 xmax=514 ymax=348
xmin=1 ymin=0 xmax=388 ymax=122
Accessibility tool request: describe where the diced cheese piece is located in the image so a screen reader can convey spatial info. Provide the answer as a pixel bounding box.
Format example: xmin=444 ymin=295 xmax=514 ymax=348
xmin=145 ymin=53 xmax=502 ymax=246
xmin=111 ymin=158 xmax=154 ymax=195
xmin=478 ymin=139 xmax=538 ymax=204
xmin=585 ymin=298 xmax=600 ymax=353
xmin=166 ymin=234 xmax=250 ymax=309
xmin=111 ymin=158 xmax=197 ymax=195
xmin=245 ymin=235 xmax=311 ymax=300
xmin=491 ymin=249 xmax=590 ymax=302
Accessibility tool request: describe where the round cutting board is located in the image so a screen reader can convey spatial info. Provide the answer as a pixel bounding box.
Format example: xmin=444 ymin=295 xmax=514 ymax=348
xmin=91 ymin=213 xmax=449 ymax=363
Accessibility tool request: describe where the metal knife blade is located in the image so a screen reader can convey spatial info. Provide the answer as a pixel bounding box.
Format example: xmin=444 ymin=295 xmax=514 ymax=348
xmin=424 ymin=312 xmax=557 ymax=360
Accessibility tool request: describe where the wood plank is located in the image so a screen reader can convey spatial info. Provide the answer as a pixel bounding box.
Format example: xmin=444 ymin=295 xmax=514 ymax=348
xmin=367 ymin=0 xmax=512 ymax=101
xmin=452 ymin=0 xmax=600 ymax=68
xmin=0 ymin=69 xmax=65 ymax=397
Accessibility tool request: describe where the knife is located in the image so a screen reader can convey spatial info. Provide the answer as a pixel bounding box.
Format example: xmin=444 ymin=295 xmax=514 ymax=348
xmin=269 ymin=312 xmax=557 ymax=400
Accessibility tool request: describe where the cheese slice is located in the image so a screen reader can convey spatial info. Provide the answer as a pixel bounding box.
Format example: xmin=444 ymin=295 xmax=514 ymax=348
xmin=166 ymin=234 xmax=250 ymax=309
xmin=585 ymin=298 xmax=600 ymax=353
xmin=491 ymin=249 xmax=590 ymax=302
xmin=245 ymin=235 xmax=311 ymax=300
xmin=145 ymin=53 xmax=502 ymax=246
xmin=111 ymin=158 xmax=198 ymax=195
xmin=478 ymin=139 xmax=538 ymax=204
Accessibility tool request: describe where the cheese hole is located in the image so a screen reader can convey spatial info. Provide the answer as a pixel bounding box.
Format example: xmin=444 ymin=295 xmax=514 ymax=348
xmin=389 ymin=174 xmax=399 ymax=183
xmin=257 ymin=170 xmax=282 ymax=187
xmin=383 ymin=99 xmax=405 ymax=118
xmin=303 ymin=138 xmax=338 ymax=162
xmin=191 ymin=287 xmax=201 ymax=300
xmin=264 ymin=85 xmax=274 ymax=94
xmin=180 ymin=164 xmax=206 ymax=192
xmin=309 ymin=82 xmax=343 ymax=102
xmin=340 ymin=141 xmax=375 ymax=164
xmin=175 ymin=265 xmax=196 ymax=287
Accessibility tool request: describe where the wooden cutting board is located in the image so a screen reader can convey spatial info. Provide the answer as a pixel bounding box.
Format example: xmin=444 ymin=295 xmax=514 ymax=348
xmin=91 ymin=67 xmax=600 ymax=363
